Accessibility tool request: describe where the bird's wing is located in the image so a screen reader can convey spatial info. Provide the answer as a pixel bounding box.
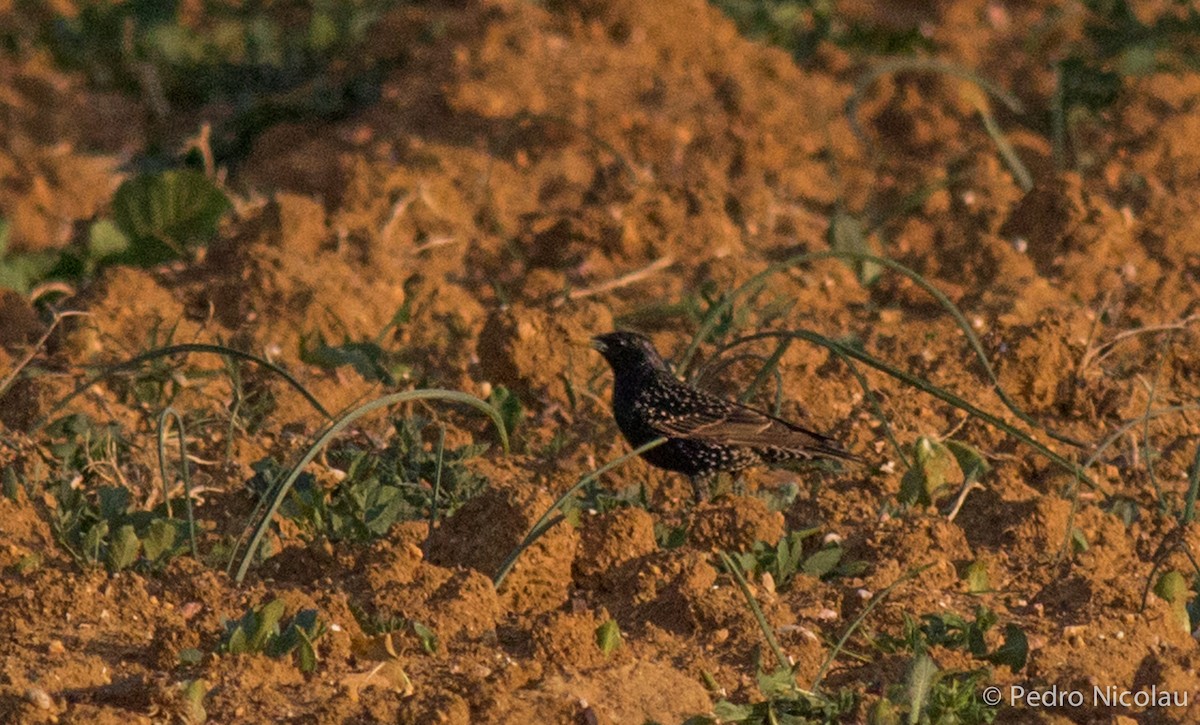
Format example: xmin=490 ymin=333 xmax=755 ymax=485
xmin=644 ymin=395 xmax=860 ymax=462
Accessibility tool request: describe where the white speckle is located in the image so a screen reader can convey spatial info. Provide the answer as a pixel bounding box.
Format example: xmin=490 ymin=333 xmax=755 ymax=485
xmin=1013 ymin=237 xmax=1028 ymax=253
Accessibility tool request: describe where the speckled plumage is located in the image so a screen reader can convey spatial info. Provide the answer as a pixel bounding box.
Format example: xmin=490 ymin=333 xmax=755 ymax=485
xmin=591 ymin=331 xmax=860 ymax=498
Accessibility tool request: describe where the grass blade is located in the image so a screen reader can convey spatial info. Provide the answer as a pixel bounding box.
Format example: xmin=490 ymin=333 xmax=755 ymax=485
xmin=812 ymin=565 xmax=929 ymax=692
xmin=157 ymin=407 xmax=198 ymax=557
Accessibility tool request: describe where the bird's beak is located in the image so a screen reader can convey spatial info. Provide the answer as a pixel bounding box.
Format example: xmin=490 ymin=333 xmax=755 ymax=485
xmin=590 ymin=336 xmax=608 ymax=352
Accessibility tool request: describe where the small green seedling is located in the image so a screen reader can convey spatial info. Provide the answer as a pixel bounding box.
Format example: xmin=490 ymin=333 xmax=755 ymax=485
xmin=595 ymin=619 xmax=622 ymax=656
xmin=254 ymin=416 xmax=490 ymax=544
xmin=733 ymin=528 xmax=866 ymax=590
xmin=899 ymin=437 xmax=989 ymax=508
xmin=878 ymin=605 xmax=1028 ymax=673
xmin=50 ymin=482 xmax=193 ymax=573
xmin=1153 ymin=571 xmax=1196 ymax=634
xmin=220 ymin=598 xmax=327 ymax=673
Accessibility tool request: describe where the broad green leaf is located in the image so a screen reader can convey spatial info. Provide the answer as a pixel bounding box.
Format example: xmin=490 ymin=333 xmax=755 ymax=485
xmin=712 ymin=701 xmax=755 ymax=721
xmin=945 ymin=439 xmax=989 ymax=483
xmin=964 ymin=560 xmax=989 ymax=593
xmin=98 ymin=486 xmax=132 ymax=520
xmin=249 ymin=599 xmax=287 ymax=652
xmin=294 ymin=627 xmax=319 ymax=674
xmin=802 ymin=546 xmax=843 ymax=578
xmin=756 ymin=667 xmax=799 ymax=699
xmin=112 ymin=170 xmax=230 ymax=263
xmin=107 ymin=524 xmax=141 ymax=571
xmin=899 ymin=437 xmax=956 ymax=506
xmin=83 ymin=520 xmax=110 ymax=565
xmin=905 ymin=653 xmax=937 ymax=724
xmin=179 ymin=678 xmax=208 ymax=725
xmin=142 ymin=518 xmax=179 ymax=561
xmin=595 ymin=619 xmax=622 ymax=656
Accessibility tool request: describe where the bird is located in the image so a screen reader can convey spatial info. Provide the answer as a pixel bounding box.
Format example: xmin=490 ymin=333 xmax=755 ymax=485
xmin=591 ymin=330 xmax=862 ymax=501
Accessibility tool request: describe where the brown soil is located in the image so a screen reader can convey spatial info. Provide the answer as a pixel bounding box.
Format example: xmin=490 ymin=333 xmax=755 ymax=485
xmin=3 ymin=0 xmax=1200 ymax=723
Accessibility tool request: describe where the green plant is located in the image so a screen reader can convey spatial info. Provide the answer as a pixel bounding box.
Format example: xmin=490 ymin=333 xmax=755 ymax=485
xmin=874 ymin=653 xmax=996 ymax=725
xmin=0 ymin=169 xmax=230 ymax=294
xmin=234 ymin=389 xmax=508 ymax=583
xmin=111 ymin=169 xmax=230 ymax=264
xmin=898 ymin=437 xmax=990 ymax=509
xmin=876 ymin=606 xmax=1028 ymax=674
xmin=252 ymin=417 xmax=488 ymax=544
xmin=49 ymin=482 xmax=193 ymax=573
xmin=299 ymin=332 xmax=407 ymax=386
xmin=220 ymin=598 xmax=327 ymax=673
xmin=712 ymin=0 xmax=933 ymax=63
xmin=595 ymin=619 xmax=622 ymax=656
xmin=732 ymin=528 xmax=866 ymax=589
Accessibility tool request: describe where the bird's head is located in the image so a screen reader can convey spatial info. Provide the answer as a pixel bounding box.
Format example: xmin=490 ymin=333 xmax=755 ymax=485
xmin=590 ymin=331 xmax=669 ymax=374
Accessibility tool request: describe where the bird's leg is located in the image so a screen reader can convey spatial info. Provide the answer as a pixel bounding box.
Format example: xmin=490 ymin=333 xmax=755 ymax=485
xmin=689 ymin=474 xmax=713 ymax=504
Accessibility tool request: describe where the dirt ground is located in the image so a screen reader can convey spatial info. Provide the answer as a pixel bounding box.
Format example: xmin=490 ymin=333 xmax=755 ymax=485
xmin=3 ymin=0 xmax=1200 ymax=723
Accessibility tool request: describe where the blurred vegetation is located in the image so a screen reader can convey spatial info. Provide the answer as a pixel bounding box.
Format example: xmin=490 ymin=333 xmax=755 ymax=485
xmin=3 ymin=0 xmax=400 ymax=159
xmin=710 ymin=0 xmax=933 ymax=61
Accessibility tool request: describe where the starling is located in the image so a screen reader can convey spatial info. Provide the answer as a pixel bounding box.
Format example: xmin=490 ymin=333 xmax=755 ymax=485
xmin=591 ymin=331 xmax=861 ymax=500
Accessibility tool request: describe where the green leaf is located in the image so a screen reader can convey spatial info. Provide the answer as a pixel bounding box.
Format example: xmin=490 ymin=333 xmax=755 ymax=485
xmin=107 ymin=524 xmax=141 ymax=571
xmin=178 ymin=647 xmax=203 ymax=666
xmin=179 ymin=678 xmax=208 ymax=725
xmin=412 ymin=621 xmax=438 ymax=655
xmin=142 ymin=518 xmax=179 ymax=562
xmin=756 ymin=667 xmax=799 ymax=699
xmin=487 ymin=385 xmax=525 ymax=440
xmin=249 ymin=599 xmax=287 ymax=652
xmin=828 ymin=209 xmax=881 ymax=285
xmin=112 ymin=170 xmax=231 ymax=263
xmin=0 ymin=250 xmax=60 ymax=294
xmin=299 ymin=333 xmax=395 ymax=385
xmin=1155 ymin=570 xmax=1188 ymax=603
xmin=899 ymin=437 xmax=956 ymax=506
xmin=83 ymin=520 xmax=110 ymax=565
xmin=97 ymin=486 xmax=132 ymax=521
xmin=294 ymin=626 xmax=319 ymax=674
xmin=802 ymin=546 xmax=843 ymax=578
xmin=944 ymin=439 xmax=989 ymax=483
xmin=87 ymin=219 xmax=130 ymax=260
xmin=1154 ymin=570 xmax=1194 ymax=634
xmin=712 ymin=700 xmax=756 ymax=721
xmin=986 ymin=623 xmax=1029 ymax=672
xmin=595 ymin=619 xmax=622 ymax=656
xmin=1070 ymin=527 xmax=1089 ymax=553
xmin=905 ymin=653 xmax=937 ymax=724
xmin=964 ymin=560 xmax=989 ymax=593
